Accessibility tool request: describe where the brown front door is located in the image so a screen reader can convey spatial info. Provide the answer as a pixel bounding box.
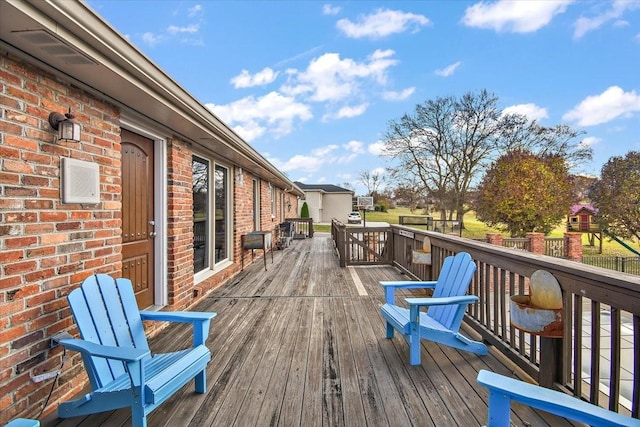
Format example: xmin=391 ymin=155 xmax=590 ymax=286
xmin=121 ymin=129 xmax=155 ymax=308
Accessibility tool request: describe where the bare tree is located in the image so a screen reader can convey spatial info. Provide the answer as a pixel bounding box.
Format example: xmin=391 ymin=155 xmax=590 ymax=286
xmin=357 ymin=169 xmax=384 ymax=197
xmin=382 ymin=89 xmax=592 ymax=223
xmin=340 ymin=181 xmax=355 ymax=191
xmin=383 ymin=90 xmax=502 ymax=222
xmin=499 ymin=114 xmax=591 ymax=165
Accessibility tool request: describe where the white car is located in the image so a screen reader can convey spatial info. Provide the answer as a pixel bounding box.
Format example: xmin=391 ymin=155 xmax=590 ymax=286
xmin=347 ymin=211 xmax=362 ymax=224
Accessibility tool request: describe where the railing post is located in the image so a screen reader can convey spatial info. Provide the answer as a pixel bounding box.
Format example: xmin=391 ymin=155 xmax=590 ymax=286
xmin=564 ymin=232 xmax=583 ymax=262
xmin=539 ymin=336 xmax=563 ymax=388
xmin=338 ymin=224 xmax=346 ymax=267
xmin=526 ymin=232 xmax=545 ymax=254
xmin=486 ymin=233 xmax=503 ymax=246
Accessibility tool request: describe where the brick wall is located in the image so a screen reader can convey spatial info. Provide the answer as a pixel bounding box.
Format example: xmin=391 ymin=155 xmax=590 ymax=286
xmin=0 ymin=52 xmax=121 ymax=423
xmin=166 ymin=137 xmax=196 ymax=308
xmin=0 ymin=50 xmax=299 ymax=423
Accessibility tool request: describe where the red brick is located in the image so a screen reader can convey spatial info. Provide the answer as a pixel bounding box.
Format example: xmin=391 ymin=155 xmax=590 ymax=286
xmin=3 ymin=134 xmax=38 ymax=151
xmin=24 ymin=223 xmax=54 ymax=234
xmin=40 ymin=211 xmax=68 ymax=222
xmin=0 ymin=145 xmax=20 ymax=159
xmin=3 ymin=159 xmax=34 ymax=174
xmin=4 ymin=236 xmax=38 ymax=249
xmin=0 ymin=324 xmax=27 ymax=342
xmin=4 ymin=260 xmax=38 ymax=275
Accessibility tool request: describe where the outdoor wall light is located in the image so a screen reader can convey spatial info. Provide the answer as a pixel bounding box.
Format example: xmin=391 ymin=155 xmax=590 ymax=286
xmin=49 ymin=108 xmax=81 ymax=143
xmin=287 ymin=201 xmax=292 ymax=212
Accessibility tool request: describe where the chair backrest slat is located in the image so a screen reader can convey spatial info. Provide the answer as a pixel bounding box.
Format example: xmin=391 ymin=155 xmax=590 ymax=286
xmin=114 ymin=277 xmax=148 ymax=350
xmin=427 ymin=253 xmax=476 ymax=329
xmin=67 ymin=274 xmax=149 ymax=388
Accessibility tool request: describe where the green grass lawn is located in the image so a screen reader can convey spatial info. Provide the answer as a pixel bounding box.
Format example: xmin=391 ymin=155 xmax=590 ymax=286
xmin=318 ymin=208 xmax=639 ymax=256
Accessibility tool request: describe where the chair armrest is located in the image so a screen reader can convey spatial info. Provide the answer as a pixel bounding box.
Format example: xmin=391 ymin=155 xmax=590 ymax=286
xmin=380 ymin=281 xmax=437 ymax=289
xmin=380 ymin=281 xmax=437 ymax=304
xmin=58 ymin=338 xmax=149 ymax=361
xmin=405 ymin=295 xmax=478 ymax=307
xmin=140 ymin=311 xmax=216 ymax=346
xmin=477 ymin=370 xmax=640 ymax=427
xmin=140 ymin=311 xmax=216 ymax=323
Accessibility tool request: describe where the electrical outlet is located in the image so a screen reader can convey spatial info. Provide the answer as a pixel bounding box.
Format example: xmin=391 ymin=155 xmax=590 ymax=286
xmin=50 ymin=331 xmax=73 ymax=348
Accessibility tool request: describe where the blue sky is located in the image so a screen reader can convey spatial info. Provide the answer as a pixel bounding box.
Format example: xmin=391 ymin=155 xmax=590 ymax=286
xmin=87 ymin=0 xmax=640 ymax=195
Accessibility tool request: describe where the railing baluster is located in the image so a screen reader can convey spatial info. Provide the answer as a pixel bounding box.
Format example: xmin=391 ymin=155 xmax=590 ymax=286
xmin=591 ymin=301 xmax=601 ymax=405
xmin=633 ymin=314 xmax=640 ymax=418
xmin=609 ymin=307 xmax=621 ymax=411
xmin=499 ymin=268 xmax=507 ymax=339
xmin=573 ymin=294 xmax=583 ymax=399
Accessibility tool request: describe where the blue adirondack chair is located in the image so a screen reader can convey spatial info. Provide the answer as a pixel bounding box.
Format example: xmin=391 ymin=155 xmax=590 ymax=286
xmin=380 ymin=251 xmax=487 ymax=365
xmin=477 ymin=370 xmax=640 ymax=427
xmin=57 ymin=274 xmax=216 ymax=427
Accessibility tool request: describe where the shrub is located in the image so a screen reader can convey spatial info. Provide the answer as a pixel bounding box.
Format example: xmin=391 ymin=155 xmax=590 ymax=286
xmin=300 ymin=201 xmax=309 ymax=218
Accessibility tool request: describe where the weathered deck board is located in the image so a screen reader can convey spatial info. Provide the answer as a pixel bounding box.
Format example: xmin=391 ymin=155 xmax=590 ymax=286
xmin=42 ymin=233 xmax=579 ymax=427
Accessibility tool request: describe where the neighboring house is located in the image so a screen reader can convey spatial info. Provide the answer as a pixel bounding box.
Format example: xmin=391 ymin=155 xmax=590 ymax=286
xmin=0 ymin=1 xmax=303 ymax=423
xmin=294 ymin=182 xmax=354 ymax=223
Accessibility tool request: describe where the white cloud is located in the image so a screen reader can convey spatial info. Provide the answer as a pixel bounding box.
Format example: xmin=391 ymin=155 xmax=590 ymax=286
xmin=277 ymin=154 xmax=326 ymax=172
xmin=188 ymin=5 xmax=203 ymax=18
xmin=142 ymin=32 xmax=163 ymax=46
xmin=231 ymin=68 xmax=279 ymax=88
xmin=312 ymin=145 xmax=339 ymax=157
xmin=323 ymin=4 xmax=341 ymax=16
xmin=337 ymin=153 xmax=358 ymax=164
xmin=270 ymin=144 xmax=346 ymax=173
xmin=283 ymin=50 xmax=398 ymax=103
xmin=562 ymin=86 xmax=640 ymax=126
xmin=140 ymin=5 xmax=203 ymax=46
xmin=462 ymin=0 xmax=572 ymax=33
xmin=323 ymin=103 xmax=369 ymax=121
xmin=368 ymin=141 xmax=386 ymax=155
xmin=382 ymin=87 xmax=415 ymax=101
xmin=272 ymin=142 xmax=366 ymax=176
xmin=206 ymin=91 xmax=312 ymax=141
xmin=230 ymin=121 xmax=266 ymax=142
xmin=435 ymin=61 xmax=462 ymax=77
xmin=581 ymin=136 xmax=601 ymax=147
xmin=574 ymin=0 xmax=640 ymax=39
xmin=502 ymin=103 xmax=549 ymax=121
xmin=344 ymin=140 xmax=365 ymax=153
xmin=372 ymin=167 xmax=386 ymax=176
xmin=336 ymin=8 xmax=430 ymax=39
xmin=167 ymin=24 xmax=199 ymax=34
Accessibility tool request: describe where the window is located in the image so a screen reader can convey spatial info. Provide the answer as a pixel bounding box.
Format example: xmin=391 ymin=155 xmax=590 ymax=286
xmin=193 ymin=156 xmax=209 ymax=273
xmin=214 ymin=165 xmax=228 ymax=263
xmin=270 ymin=183 xmax=276 ymax=218
xmin=253 ymin=179 xmax=260 ymax=230
xmin=193 ymin=155 xmax=230 ymax=274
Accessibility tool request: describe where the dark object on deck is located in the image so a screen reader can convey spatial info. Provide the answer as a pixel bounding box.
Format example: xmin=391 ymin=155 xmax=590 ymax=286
xmin=242 ymin=231 xmax=273 ymax=271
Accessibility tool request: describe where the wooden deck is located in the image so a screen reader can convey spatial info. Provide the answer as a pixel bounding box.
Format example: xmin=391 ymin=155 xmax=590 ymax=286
xmin=43 ymin=234 xmax=578 ymax=427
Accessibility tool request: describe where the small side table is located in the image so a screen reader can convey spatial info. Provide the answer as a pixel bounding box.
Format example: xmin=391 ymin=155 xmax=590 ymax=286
xmin=241 ymin=231 xmax=273 ymax=271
